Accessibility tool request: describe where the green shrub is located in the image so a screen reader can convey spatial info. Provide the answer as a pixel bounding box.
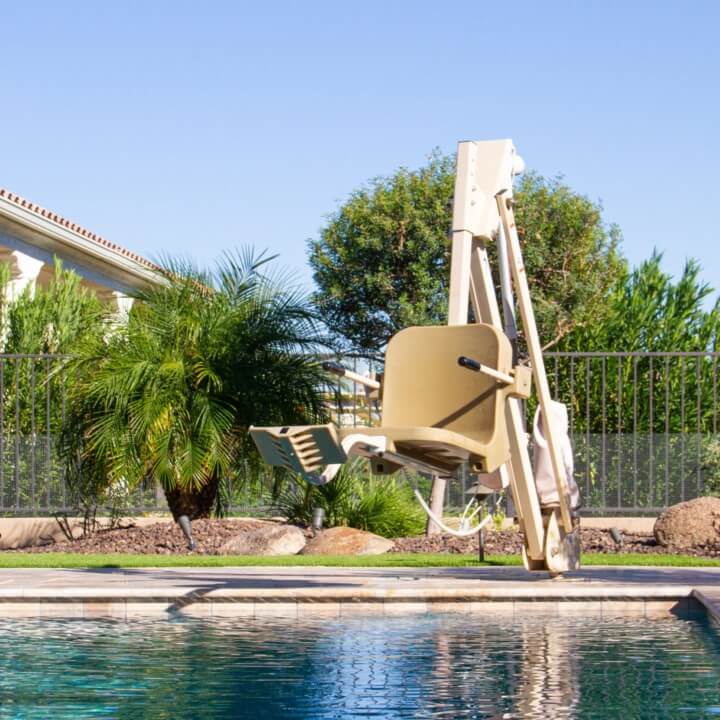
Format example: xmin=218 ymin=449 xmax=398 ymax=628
xmin=702 ymin=437 xmax=720 ymax=497
xmin=342 ymin=476 xmax=426 ymax=537
xmin=276 ymin=459 xmax=425 ymax=538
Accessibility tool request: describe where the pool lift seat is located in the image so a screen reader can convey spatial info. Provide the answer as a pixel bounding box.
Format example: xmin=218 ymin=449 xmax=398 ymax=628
xmin=249 ymin=323 xmax=532 ymax=482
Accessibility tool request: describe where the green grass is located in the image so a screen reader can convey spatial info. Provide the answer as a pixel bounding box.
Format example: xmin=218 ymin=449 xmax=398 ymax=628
xmin=581 ymin=553 xmax=720 ymax=567
xmin=0 ymin=552 xmax=717 ymax=569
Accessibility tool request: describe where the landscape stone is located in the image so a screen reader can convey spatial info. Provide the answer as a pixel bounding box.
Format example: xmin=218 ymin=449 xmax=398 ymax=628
xmin=302 ymin=526 xmax=394 ymax=555
xmin=219 ymin=524 xmax=306 ymax=555
xmin=654 ymin=497 xmax=720 ymax=549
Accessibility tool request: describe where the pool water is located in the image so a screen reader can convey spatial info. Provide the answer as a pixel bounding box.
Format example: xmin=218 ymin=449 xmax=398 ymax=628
xmin=0 ymin=613 xmax=718 ymax=719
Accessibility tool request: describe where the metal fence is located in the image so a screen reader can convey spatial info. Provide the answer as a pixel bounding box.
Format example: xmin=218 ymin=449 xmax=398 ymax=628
xmin=0 ymin=354 xmax=68 ymax=515
xmin=545 ymin=352 xmax=720 ymax=515
xmin=0 ymin=351 xmax=718 ymax=517
xmin=0 ymin=354 xmax=159 ymax=516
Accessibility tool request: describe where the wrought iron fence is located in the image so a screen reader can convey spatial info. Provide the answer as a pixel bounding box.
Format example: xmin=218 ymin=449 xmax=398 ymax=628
xmin=0 ymin=354 xmax=67 ymax=515
xmin=545 ymin=352 xmax=720 ymax=515
xmin=0 ymin=354 xmax=159 ymax=516
xmin=1 ymin=352 xmax=717 ymax=517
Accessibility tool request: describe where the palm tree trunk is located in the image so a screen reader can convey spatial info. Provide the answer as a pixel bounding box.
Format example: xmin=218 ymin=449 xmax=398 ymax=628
xmin=163 ymin=476 xmax=220 ymax=521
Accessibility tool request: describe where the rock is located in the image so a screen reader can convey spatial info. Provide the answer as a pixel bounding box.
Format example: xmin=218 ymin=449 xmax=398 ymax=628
xmin=302 ymin=526 xmax=394 ymax=555
xmin=219 ymin=524 xmax=306 ymax=555
xmin=654 ymin=497 xmax=720 ymax=549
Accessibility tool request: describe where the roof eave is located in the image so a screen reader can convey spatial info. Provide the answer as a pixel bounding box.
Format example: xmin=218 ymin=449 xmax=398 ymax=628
xmin=0 ymin=194 xmax=161 ymax=290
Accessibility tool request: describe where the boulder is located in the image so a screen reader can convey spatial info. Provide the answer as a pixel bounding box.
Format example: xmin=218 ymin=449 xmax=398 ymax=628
xmin=653 ymin=497 xmax=720 ymax=549
xmin=302 ymin=526 xmax=394 ymax=555
xmin=219 ymin=524 xmax=306 ymax=555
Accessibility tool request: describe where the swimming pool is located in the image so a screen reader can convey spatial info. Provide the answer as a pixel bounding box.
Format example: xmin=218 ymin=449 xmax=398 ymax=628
xmin=0 ymin=613 xmax=718 ymax=719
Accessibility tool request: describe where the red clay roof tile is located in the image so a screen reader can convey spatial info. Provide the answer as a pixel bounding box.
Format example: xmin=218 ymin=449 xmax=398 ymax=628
xmin=0 ymin=187 xmax=158 ymax=271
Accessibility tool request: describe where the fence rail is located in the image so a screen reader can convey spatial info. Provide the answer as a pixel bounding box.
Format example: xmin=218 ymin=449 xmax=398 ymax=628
xmin=0 ymin=355 xmax=161 ymax=516
xmin=0 ymin=355 xmax=67 ymax=514
xmin=546 ymin=352 xmax=719 ymax=514
xmin=0 ymin=352 xmax=717 ymax=517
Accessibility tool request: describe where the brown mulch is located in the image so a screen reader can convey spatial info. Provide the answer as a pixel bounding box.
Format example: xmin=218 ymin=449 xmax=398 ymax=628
xmin=7 ymin=520 xmax=720 ymax=557
xmin=18 ymin=519 xmax=273 ymax=555
xmin=390 ymin=527 xmax=720 ymax=558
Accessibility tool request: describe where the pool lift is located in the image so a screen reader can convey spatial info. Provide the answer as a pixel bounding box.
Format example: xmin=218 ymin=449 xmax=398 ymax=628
xmin=250 ymin=139 xmax=581 ymax=574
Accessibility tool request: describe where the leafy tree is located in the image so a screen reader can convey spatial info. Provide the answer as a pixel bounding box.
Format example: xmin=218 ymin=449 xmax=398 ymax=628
xmin=549 ymin=254 xmax=720 ymax=507
xmin=560 ymin=251 xmax=720 ymax=354
xmin=309 ymin=151 xmax=455 ymax=358
xmin=62 ymin=251 xmax=329 ymax=520
xmin=309 ymin=152 xmax=625 ymax=358
xmin=554 ymin=253 xmax=720 ymax=436
xmin=0 ymin=260 xmax=106 ymax=513
xmin=3 ymin=259 xmax=104 ymax=355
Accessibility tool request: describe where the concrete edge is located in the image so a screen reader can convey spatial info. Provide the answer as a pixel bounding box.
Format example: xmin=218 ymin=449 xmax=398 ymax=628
xmin=0 ymin=584 xmax=697 ymax=601
xmin=0 ymin=579 xmax=718 ymax=622
xmin=0 ymin=595 xmax=700 ymax=620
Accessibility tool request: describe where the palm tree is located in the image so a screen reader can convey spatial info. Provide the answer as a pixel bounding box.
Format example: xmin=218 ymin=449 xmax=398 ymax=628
xmin=62 ymin=250 xmax=328 ymax=520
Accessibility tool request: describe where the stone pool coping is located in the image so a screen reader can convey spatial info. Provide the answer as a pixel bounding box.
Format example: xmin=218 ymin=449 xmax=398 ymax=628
xmin=0 ymin=566 xmax=718 ymax=622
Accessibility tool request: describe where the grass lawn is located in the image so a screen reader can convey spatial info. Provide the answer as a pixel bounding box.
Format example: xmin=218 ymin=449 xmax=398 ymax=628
xmin=0 ymin=552 xmax=717 ymax=569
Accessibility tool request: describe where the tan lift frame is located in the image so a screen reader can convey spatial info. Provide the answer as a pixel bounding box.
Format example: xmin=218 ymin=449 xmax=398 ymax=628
xmin=448 ymin=139 xmax=576 ymax=569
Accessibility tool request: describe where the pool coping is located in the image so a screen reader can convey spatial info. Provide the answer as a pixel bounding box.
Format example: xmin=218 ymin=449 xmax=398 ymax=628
xmin=0 ymin=566 xmax=717 ymax=621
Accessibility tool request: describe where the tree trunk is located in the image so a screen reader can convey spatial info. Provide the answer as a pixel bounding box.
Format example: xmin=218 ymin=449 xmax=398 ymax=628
xmin=425 ymin=474 xmax=446 ymax=536
xmin=163 ymin=476 xmax=221 ymax=521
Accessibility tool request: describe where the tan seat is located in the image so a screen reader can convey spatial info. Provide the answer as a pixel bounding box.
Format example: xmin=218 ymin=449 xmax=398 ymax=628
xmin=250 ymin=323 xmax=528 ymax=480
xmin=340 ymin=323 xmax=518 ymax=474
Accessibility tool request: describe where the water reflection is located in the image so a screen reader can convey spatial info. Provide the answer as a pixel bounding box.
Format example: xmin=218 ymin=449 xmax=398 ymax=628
xmin=0 ymin=613 xmax=717 ymax=718
xmin=513 ymin=619 xmax=578 ymax=719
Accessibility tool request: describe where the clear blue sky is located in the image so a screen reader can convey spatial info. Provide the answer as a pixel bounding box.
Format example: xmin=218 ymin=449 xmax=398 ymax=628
xmin=2 ymin=1 xmax=719 ymax=298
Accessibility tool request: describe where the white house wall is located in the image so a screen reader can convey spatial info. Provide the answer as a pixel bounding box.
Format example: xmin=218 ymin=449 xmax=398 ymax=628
xmin=0 ymin=226 xmax=137 ymax=297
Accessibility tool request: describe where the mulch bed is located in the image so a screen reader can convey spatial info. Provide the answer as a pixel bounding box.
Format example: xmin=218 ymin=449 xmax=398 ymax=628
xmin=391 ymin=527 xmax=720 ymax=558
xmin=8 ymin=518 xmax=720 ymax=557
xmin=17 ymin=519 xmax=271 ymax=555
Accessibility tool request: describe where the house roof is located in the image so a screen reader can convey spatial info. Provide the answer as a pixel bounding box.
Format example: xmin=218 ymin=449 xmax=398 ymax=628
xmin=0 ymin=187 xmax=159 ymax=273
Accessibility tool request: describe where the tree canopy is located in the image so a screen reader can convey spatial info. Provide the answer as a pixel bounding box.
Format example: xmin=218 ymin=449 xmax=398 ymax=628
xmin=0 ymin=259 xmax=104 ymax=354
xmin=309 ymin=152 xmax=625 ymax=358
xmin=560 ymin=252 xmax=720 ymax=352
xmin=309 ymin=152 xmax=455 ymax=358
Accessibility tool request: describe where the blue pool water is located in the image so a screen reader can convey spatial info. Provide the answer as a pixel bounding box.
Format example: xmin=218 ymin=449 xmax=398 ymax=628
xmin=0 ymin=613 xmax=718 ymax=719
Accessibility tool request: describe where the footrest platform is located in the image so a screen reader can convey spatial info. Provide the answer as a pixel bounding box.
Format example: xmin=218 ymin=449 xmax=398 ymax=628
xmin=249 ymin=424 xmax=347 ymax=476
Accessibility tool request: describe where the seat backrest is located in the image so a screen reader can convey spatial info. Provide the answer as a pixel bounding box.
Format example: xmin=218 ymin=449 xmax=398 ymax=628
xmin=381 ymin=324 xmax=512 ymax=443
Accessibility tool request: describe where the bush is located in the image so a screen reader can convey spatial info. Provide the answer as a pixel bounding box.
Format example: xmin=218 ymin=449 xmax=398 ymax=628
xmin=342 ymin=476 xmax=426 ymax=538
xmin=276 ymin=459 xmax=425 ymax=538
xmin=702 ymin=437 xmax=720 ymax=497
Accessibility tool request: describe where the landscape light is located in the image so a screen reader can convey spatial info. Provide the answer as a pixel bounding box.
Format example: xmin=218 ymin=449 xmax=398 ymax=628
xmin=177 ymin=515 xmax=196 ymax=550
xmin=312 ymin=507 xmax=326 ymax=536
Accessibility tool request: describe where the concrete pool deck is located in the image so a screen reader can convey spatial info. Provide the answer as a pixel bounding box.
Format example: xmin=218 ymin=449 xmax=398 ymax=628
xmin=0 ymin=566 xmax=718 ymax=622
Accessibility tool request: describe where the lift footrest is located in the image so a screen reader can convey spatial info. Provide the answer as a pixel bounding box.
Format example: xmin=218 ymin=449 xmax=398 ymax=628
xmin=249 ymin=424 xmax=347 ymax=475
